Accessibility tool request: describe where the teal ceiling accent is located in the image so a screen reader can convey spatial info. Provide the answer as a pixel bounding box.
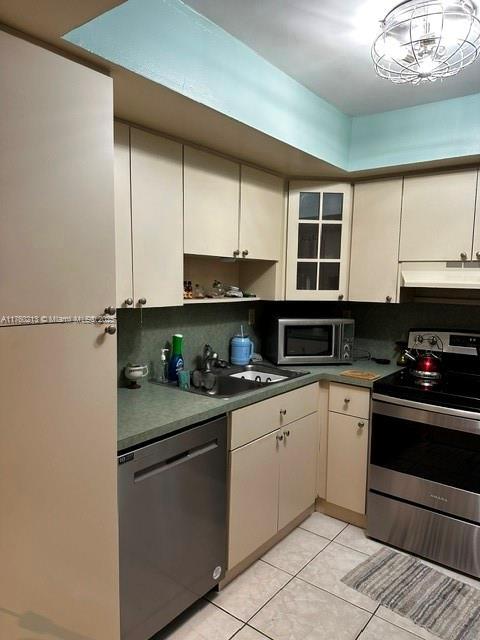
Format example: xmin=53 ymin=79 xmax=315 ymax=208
xmin=64 ymin=0 xmax=480 ymax=172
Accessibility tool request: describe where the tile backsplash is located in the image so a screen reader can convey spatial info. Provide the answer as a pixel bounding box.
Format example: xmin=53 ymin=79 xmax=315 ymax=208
xmin=117 ymin=303 xmax=261 ymax=385
xmin=118 ymin=300 xmax=480 ymax=384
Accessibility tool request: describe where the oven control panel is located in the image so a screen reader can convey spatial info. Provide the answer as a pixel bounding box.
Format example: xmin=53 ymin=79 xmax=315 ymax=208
xmin=408 ymin=330 xmax=480 ymax=356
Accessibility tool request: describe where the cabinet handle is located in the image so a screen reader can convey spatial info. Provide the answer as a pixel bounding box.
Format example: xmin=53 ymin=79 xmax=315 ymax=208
xmin=357 ymin=422 xmax=365 ymax=429
xmin=138 ymin=297 xmax=147 ymax=306
xmin=242 ymin=249 xmax=249 ymax=258
xmin=283 ymin=429 xmax=290 ymax=437
xmin=233 ymin=249 xmax=240 ymax=257
xmin=280 ymin=409 xmax=287 ymax=416
xmin=338 ymin=294 xmax=344 ymax=301
xmin=124 ymin=298 xmax=134 ymax=306
xmin=105 ymin=326 xmax=117 ymax=335
xmin=104 ymin=306 xmax=116 ymax=315
xmin=386 ymin=296 xmax=392 ymax=303
xmin=276 ymin=433 xmax=284 ymax=442
xmin=476 ymin=252 xmax=480 ymax=261
xmin=461 ymin=252 xmax=468 ymax=260
xmin=344 ymin=398 xmax=350 ymax=404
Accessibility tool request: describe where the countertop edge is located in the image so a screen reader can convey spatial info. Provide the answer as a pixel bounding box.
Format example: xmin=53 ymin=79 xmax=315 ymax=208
xmin=118 ymin=364 xmax=399 ymax=451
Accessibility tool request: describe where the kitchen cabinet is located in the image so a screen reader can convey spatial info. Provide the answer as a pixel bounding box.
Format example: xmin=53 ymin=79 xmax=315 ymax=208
xmin=114 ymin=126 xmax=184 ymax=309
xmin=239 ymin=166 xmax=285 ymax=261
xmin=326 ymin=383 xmax=370 ymax=515
xmin=228 ymin=384 xmax=319 ymax=569
xmin=278 ymin=413 xmax=319 ymax=529
xmin=399 ymin=170 xmax=478 ymax=262
xmin=349 ymin=179 xmax=403 ymax=303
xmin=286 ymin=181 xmax=352 ymax=300
xmin=0 ymin=323 xmax=120 ymax=640
xmin=184 ymin=146 xmax=240 ymax=258
xmin=184 ymin=148 xmax=285 ymax=262
xmin=473 ymin=171 xmax=480 ymax=261
xmin=0 ymin=30 xmax=115 ymax=318
xmin=229 ymin=431 xmax=280 ymax=569
xmin=114 ymin=122 xmax=134 ymax=308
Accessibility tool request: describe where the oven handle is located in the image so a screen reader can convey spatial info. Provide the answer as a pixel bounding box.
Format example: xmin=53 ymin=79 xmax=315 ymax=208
xmin=372 ymin=395 xmax=480 ymax=436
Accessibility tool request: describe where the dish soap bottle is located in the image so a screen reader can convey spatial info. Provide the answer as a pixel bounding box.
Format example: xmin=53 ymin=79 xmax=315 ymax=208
xmin=168 ymin=334 xmax=184 ymax=382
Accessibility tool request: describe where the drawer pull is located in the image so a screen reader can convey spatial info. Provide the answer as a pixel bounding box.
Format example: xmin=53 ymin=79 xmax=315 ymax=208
xmin=276 ymin=433 xmax=284 ymax=442
xmin=283 ymin=429 xmax=290 ymax=437
xmin=357 ymin=422 xmax=365 ymax=429
xmin=280 ymin=409 xmax=287 ymax=416
xmin=344 ymin=398 xmax=350 ymax=404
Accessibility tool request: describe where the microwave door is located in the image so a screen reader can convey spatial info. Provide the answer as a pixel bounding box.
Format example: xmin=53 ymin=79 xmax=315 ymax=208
xmin=283 ymin=323 xmax=335 ymax=363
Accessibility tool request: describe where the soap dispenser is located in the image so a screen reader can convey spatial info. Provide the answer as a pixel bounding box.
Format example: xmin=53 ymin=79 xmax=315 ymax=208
xmin=168 ymin=334 xmax=184 ymax=382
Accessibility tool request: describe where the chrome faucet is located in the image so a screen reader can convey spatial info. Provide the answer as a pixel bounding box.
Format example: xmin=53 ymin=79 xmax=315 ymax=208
xmin=202 ymin=344 xmax=219 ymax=372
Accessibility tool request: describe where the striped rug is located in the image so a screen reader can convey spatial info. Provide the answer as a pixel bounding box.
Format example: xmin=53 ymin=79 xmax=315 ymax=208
xmin=342 ymin=547 xmax=480 ymax=640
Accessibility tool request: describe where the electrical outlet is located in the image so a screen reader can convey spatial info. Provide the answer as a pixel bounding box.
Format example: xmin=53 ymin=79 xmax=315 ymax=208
xmin=248 ymin=308 xmax=255 ymax=326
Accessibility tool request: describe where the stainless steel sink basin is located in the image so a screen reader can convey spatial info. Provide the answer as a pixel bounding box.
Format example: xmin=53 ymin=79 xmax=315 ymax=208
xmin=189 ymin=363 xmax=308 ymax=399
xmin=189 ymin=373 xmax=263 ymax=398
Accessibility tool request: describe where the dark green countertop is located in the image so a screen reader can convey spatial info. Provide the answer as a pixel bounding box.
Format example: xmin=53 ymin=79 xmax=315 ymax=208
xmin=117 ymin=361 xmax=400 ymax=451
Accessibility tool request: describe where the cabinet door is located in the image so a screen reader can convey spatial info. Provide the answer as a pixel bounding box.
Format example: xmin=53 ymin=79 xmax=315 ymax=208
xmin=184 ymin=147 xmax=240 ymax=258
xmin=0 ymin=31 xmax=115 ymax=317
xmin=114 ymin=122 xmax=134 ymax=309
xmin=326 ymin=412 xmax=368 ymax=514
xmin=278 ymin=413 xmax=318 ymax=530
xmin=286 ymin=182 xmax=352 ymax=300
xmin=472 ymin=170 xmax=480 ymax=262
xmin=400 ymin=171 xmax=477 ymax=262
xmin=349 ymin=179 xmax=402 ymax=303
xmin=228 ymin=431 xmax=279 ymax=568
xmin=239 ymin=166 xmax=285 ymax=261
xmin=130 ymin=128 xmax=183 ymax=308
xmin=0 ymin=324 xmax=119 ymax=640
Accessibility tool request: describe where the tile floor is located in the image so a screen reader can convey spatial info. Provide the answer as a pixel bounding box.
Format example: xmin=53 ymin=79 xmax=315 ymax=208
xmin=156 ymin=512 xmax=480 ymax=640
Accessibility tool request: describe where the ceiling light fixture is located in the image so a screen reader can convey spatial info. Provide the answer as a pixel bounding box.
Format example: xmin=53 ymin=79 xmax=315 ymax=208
xmin=372 ymin=0 xmax=480 ymax=84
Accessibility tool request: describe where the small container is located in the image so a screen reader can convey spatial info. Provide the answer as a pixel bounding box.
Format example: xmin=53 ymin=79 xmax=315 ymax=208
xmin=230 ymin=328 xmax=254 ymax=366
xmin=124 ymin=363 xmax=149 ymax=389
xmin=178 ymin=370 xmax=191 ymax=391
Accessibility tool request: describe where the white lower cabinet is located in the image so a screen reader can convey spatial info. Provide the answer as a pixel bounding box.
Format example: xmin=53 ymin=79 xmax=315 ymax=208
xmin=229 ymin=431 xmax=280 ymax=569
xmin=278 ymin=413 xmax=319 ymax=529
xmin=325 ymin=383 xmax=370 ymax=515
xmin=228 ymin=384 xmax=319 ymax=569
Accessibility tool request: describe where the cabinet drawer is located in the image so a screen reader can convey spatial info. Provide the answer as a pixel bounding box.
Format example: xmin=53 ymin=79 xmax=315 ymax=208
xmin=329 ymin=382 xmax=370 ymax=419
xmin=230 ymin=383 xmax=319 ymax=450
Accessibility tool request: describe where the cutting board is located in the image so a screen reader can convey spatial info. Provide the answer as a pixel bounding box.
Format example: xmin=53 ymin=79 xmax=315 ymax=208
xmin=340 ymin=370 xmax=381 ymax=381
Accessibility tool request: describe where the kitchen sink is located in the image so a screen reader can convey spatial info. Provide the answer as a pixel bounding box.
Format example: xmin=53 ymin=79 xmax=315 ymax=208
xmin=189 ymin=363 xmax=308 ymax=399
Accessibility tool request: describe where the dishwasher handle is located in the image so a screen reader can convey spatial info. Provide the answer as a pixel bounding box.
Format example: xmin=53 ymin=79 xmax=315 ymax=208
xmin=134 ymin=439 xmax=218 ymax=482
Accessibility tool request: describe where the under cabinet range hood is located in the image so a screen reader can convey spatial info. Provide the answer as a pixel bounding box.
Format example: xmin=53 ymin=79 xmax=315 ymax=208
xmin=401 ymin=262 xmax=480 ymax=289
xmin=399 ymin=262 xmax=480 ymax=304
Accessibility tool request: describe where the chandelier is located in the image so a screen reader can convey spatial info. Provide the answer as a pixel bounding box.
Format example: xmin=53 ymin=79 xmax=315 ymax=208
xmin=372 ymin=0 xmax=480 ymax=84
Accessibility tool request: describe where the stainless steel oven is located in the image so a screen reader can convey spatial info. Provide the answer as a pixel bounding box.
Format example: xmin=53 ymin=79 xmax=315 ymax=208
xmin=265 ymin=318 xmax=354 ymax=366
xmin=368 ymin=394 xmax=480 ymax=578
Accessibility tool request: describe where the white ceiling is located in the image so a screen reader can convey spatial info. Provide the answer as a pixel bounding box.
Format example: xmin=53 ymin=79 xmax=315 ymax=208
xmin=183 ymin=0 xmax=480 ymax=116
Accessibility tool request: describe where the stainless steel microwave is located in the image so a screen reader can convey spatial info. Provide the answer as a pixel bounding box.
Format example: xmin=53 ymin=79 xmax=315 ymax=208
xmin=266 ymin=318 xmax=354 ymax=365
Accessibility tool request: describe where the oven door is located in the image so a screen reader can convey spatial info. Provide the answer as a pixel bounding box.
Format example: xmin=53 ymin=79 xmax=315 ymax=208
xmin=278 ymin=320 xmax=338 ymax=364
xmin=370 ymin=395 xmax=480 ymax=523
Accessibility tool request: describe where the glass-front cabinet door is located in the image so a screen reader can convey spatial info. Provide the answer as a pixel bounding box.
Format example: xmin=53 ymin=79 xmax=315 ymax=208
xmin=286 ymin=182 xmax=352 ymax=300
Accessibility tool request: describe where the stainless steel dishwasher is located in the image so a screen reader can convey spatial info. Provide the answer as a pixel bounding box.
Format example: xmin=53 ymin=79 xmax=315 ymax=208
xmin=118 ymin=415 xmax=228 ymax=640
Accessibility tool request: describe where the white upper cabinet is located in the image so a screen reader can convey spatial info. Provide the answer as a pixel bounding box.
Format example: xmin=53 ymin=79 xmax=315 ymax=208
xmin=400 ymin=170 xmax=478 ymax=262
xmin=127 ymin=127 xmax=183 ymax=309
xmin=286 ymin=182 xmax=352 ymax=300
xmin=472 ymin=170 xmax=480 ymax=261
xmin=114 ymin=123 xmax=134 ymax=309
xmin=184 ymin=147 xmax=240 ymax=258
xmin=0 ymin=30 xmax=115 ymax=317
xmin=239 ymin=166 xmax=285 ymax=261
xmin=349 ymin=179 xmax=403 ymax=304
